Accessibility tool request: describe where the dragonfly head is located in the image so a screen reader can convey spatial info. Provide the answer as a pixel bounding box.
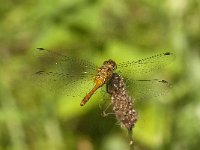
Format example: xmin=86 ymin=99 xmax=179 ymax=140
xmin=103 ymin=59 xmax=117 ymax=71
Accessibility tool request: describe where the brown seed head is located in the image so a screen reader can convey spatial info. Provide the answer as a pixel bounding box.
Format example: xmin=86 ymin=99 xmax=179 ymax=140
xmin=107 ymin=73 xmax=137 ymax=130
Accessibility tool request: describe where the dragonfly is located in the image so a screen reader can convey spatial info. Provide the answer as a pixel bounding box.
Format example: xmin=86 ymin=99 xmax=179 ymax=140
xmin=34 ymin=48 xmax=175 ymax=106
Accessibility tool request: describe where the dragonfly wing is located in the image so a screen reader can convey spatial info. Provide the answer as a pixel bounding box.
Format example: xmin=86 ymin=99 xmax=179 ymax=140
xmin=33 ymin=70 xmax=96 ymax=97
xmin=117 ymin=52 xmax=175 ymax=78
xmin=125 ymin=78 xmax=172 ymax=101
xmin=35 ymin=48 xmax=97 ymax=74
xmin=33 ymin=48 xmax=98 ymax=97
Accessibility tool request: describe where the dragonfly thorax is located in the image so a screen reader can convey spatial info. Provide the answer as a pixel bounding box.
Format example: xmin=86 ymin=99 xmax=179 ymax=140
xmin=95 ymin=59 xmax=117 ymax=86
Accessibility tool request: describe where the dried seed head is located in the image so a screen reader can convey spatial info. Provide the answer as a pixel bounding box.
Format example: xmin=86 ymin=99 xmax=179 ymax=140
xmin=107 ymin=73 xmax=137 ymax=130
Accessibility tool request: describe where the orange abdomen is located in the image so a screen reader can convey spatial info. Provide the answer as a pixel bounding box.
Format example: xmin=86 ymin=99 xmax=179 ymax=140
xmin=80 ymin=83 xmax=101 ymax=106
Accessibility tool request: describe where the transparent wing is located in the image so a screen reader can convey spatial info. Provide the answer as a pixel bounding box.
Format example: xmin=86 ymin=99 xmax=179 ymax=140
xmin=117 ymin=52 xmax=175 ymax=78
xmin=34 ymin=48 xmax=97 ymax=74
xmin=33 ymin=71 xmax=96 ymax=97
xmin=33 ymin=48 xmax=98 ymax=97
xmin=125 ymin=78 xmax=172 ymax=101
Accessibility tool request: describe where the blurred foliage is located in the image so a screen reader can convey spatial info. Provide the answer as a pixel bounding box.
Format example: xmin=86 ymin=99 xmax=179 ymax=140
xmin=0 ymin=0 xmax=200 ymax=150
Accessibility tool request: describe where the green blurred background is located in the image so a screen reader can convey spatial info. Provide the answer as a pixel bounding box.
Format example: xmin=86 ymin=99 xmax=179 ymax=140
xmin=0 ymin=0 xmax=200 ymax=150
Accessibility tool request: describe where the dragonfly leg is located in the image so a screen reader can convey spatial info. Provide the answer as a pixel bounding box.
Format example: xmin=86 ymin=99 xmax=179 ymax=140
xmin=100 ymin=102 xmax=115 ymax=117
